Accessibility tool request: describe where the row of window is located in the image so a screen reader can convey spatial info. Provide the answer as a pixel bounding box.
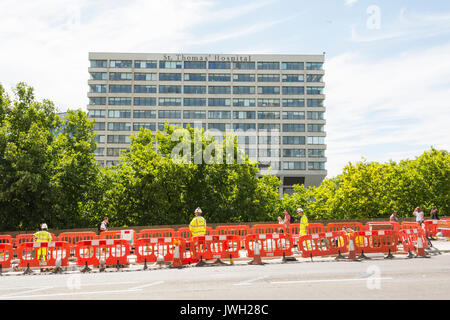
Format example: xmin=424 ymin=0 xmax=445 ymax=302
xmin=91 ymin=60 xmax=323 ymax=70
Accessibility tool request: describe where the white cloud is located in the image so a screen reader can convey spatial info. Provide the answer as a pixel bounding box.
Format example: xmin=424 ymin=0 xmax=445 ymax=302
xmin=324 ymin=43 xmax=450 ymax=177
xmin=345 ymin=0 xmax=358 ymax=6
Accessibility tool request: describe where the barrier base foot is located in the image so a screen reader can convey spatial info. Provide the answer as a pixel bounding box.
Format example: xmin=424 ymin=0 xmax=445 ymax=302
xmin=384 ymin=253 xmax=395 ymax=259
xmin=52 ymin=267 xmax=63 ymax=274
xmin=335 ymin=254 xmax=346 ymax=261
xmin=406 ymin=251 xmax=415 ymax=259
xmin=81 ymin=266 xmax=91 ymax=273
xmin=358 ymin=252 xmax=371 ymax=260
xmin=196 ymin=260 xmax=209 ymax=267
xmin=248 ymin=260 xmax=265 ymax=266
xmin=23 ymin=267 xmax=33 ymax=275
xmin=282 ymin=256 xmax=297 ymax=263
xmin=212 ymin=258 xmax=227 ymax=265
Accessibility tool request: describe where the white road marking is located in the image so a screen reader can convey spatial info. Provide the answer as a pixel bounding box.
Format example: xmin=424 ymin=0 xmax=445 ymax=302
xmin=128 ymin=281 xmax=165 ymax=290
xmin=0 ymin=286 xmax=53 ymax=298
xmin=233 ymin=276 xmax=268 ymax=286
xmin=270 ymin=277 xmax=393 ymax=284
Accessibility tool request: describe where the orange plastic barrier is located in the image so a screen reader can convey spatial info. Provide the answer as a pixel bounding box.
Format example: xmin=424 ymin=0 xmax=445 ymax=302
xmin=176 ymin=227 xmax=214 ymax=239
xmin=326 ymin=222 xmax=365 ymax=233
xmin=399 ymin=229 xmax=428 ymax=253
xmin=437 ymin=220 xmax=450 ymax=237
xmin=215 ymin=225 xmax=250 ymax=248
xmin=75 ymin=239 xmax=130 ymax=266
xmin=0 ymin=235 xmax=13 ymax=244
xmin=423 ymin=220 xmax=439 ymax=237
xmin=401 ymin=222 xmax=420 ymax=230
xmin=17 ymin=241 xmax=71 ymax=268
xmin=245 ymin=233 xmax=293 ymax=258
xmin=135 ymin=237 xmax=186 ymax=263
xmin=251 ymin=224 xmax=287 ymax=235
xmin=366 ymin=221 xmax=400 ymax=232
xmin=190 ymin=235 xmax=241 ymax=261
xmin=351 ymin=230 xmax=398 ymax=255
xmin=0 ymin=243 xmax=13 ymax=269
xmin=297 ymin=231 xmax=348 ymax=258
xmin=14 ymin=233 xmax=56 ymax=247
xmin=57 ymin=232 xmax=98 ymax=255
xmin=137 ymin=228 xmax=176 ymax=240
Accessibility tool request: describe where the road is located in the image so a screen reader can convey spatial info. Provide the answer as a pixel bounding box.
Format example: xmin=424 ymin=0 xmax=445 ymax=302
xmin=1 ymin=251 xmax=449 ymax=300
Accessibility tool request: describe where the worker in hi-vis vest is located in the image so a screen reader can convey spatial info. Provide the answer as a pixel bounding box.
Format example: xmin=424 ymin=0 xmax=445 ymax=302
xmin=33 ymin=223 xmax=53 ymax=262
xmin=297 ymin=208 xmax=311 ymax=250
xmin=189 ymin=207 xmax=206 ymax=237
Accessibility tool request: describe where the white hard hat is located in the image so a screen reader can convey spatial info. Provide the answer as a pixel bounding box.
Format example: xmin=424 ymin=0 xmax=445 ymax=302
xmin=41 ymin=223 xmax=48 ymax=230
xmin=296 ymin=208 xmax=303 ymax=213
xmin=195 ymin=207 xmax=202 ymax=213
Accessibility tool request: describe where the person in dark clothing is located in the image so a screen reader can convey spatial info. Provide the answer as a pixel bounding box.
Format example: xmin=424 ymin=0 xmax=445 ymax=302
xmin=430 ymin=206 xmax=440 ymax=220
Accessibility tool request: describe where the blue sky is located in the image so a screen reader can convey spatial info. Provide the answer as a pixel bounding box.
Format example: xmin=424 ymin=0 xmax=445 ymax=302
xmin=0 ymin=0 xmax=449 ymax=177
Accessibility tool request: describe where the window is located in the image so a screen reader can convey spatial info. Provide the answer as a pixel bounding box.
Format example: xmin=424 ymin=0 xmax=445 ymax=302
xmin=108 ymin=122 xmax=131 ymax=131
xmin=233 ymin=62 xmax=255 ymax=69
xmin=159 ymin=85 xmax=182 ymax=93
xmin=208 ymin=73 xmax=231 ymax=81
xmin=306 ymin=74 xmax=323 ymax=82
xmin=282 ymin=74 xmax=304 ymax=82
xmin=90 ymin=60 xmax=107 ymax=68
xmin=283 ymin=111 xmax=305 ymax=119
xmin=107 ymin=148 xmax=128 ymax=157
xmin=283 ymin=136 xmax=305 ymax=145
xmin=306 ymin=62 xmax=323 ymax=70
xmin=258 ymin=149 xmax=280 ymax=158
xmin=258 ymin=136 xmax=280 ymax=145
xmin=109 ymin=85 xmax=132 ymax=93
xmin=307 ymin=136 xmax=325 ymax=145
xmin=89 ymin=97 xmax=106 ymax=105
xmin=159 ymin=98 xmax=182 ymax=106
xmin=258 ymin=111 xmax=280 ymax=119
xmin=159 ymin=73 xmax=181 ymax=81
xmin=209 ymin=111 xmax=230 ymax=119
xmin=108 ymin=110 xmax=131 ymax=118
xmin=110 ymin=60 xmax=132 ymax=68
xmin=307 ymin=111 xmax=324 ymax=120
xmin=184 ymin=86 xmax=207 ymax=94
xmin=281 ymin=62 xmax=304 ymax=70
xmin=233 ymin=74 xmax=255 ymax=82
xmin=233 ymin=111 xmax=255 ymax=119
xmin=135 ymin=73 xmax=157 ymax=81
xmin=93 ymin=122 xmax=105 ymax=130
xmin=110 ymin=73 xmax=132 ymax=80
xmin=135 ymin=60 xmax=157 ymax=68
xmin=93 ymin=135 xmax=105 ymax=143
xmin=208 ymin=98 xmax=230 ymax=106
xmin=308 ymin=149 xmax=325 ymax=157
xmin=109 ymin=97 xmax=131 ymax=105
xmin=233 ymin=98 xmax=255 ymax=107
xmin=183 ymin=110 xmax=206 ymax=119
xmin=307 ymin=99 xmax=324 ymax=107
xmin=134 ymin=97 xmax=156 ymax=106
xmin=308 ymin=161 xmax=325 ymax=170
xmin=257 ymin=62 xmax=279 ymax=70
xmin=133 ymin=122 xmax=156 ymax=131
xmin=258 ymin=86 xmax=280 ymax=95
xmin=233 ymin=123 xmax=256 ymax=131
xmin=94 ymin=148 xmax=104 ymax=156
xmin=134 ymin=85 xmax=157 ymax=93
xmin=257 ymin=99 xmax=280 ymax=107
xmin=158 ymin=122 xmax=181 ymax=131
xmin=307 ymin=124 xmax=324 ymax=132
xmin=237 ymin=136 xmax=257 ymax=145
xmin=283 ymin=149 xmax=306 ymax=157
xmin=158 ymin=110 xmax=181 ymax=119
xmin=283 ymin=161 xmax=306 ymax=170
xmin=282 ymin=86 xmax=304 ymax=95
xmin=258 ymin=123 xmax=280 ymax=131
xmin=258 ymin=74 xmax=280 ymax=82
xmin=208 ymin=61 xmax=230 ymax=69
xmin=208 ymin=123 xmax=230 ymax=131
xmin=282 ymin=99 xmax=305 ymax=107
xmin=208 ymin=86 xmax=231 ymax=94
xmin=159 ymin=61 xmax=182 ymax=69
xmin=183 ymin=123 xmax=206 ymax=130
xmin=233 ymin=86 xmax=255 ymax=94
xmin=107 ymin=135 xmax=131 ymax=144
xmin=106 ymin=160 xmax=119 ymax=166
xmin=184 ymin=98 xmax=206 ymax=106
xmin=89 ymin=109 xmax=106 ymax=118
xmin=90 ymin=72 xmax=107 ymax=80
xmin=184 ymin=73 xmax=206 ymax=81
xmin=306 ymin=87 xmax=324 ymax=95
xmin=134 ymin=110 xmax=156 ymax=118
xmin=283 ymin=124 xmax=305 ymax=132
xmin=184 ymin=61 xmax=206 ymax=69
xmin=89 ymin=84 xmax=106 ymax=93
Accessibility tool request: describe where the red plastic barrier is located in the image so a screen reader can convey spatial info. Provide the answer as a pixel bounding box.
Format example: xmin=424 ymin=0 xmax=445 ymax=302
xmin=326 ymin=222 xmax=364 ymax=233
xmin=17 ymin=241 xmax=71 ymax=268
xmin=251 ymin=224 xmax=287 ymax=235
xmin=437 ymin=220 xmax=450 ymax=237
xmin=351 ymin=230 xmax=398 ymax=255
xmin=245 ymin=233 xmax=293 ymax=258
xmin=14 ymin=233 xmax=56 ymax=247
xmin=75 ymin=239 xmax=130 ymax=266
xmin=423 ymin=220 xmax=439 ymax=237
xmin=57 ymin=232 xmax=98 ymax=255
xmin=0 ymin=235 xmax=13 ymax=244
xmin=399 ymin=229 xmax=427 ymax=253
xmin=366 ymin=221 xmax=400 ymax=232
xmin=401 ymin=222 xmax=420 ymax=230
xmin=190 ymin=235 xmax=241 ymax=261
xmin=0 ymin=243 xmax=13 ymax=268
xmin=176 ymin=227 xmax=214 ymax=239
xmin=137 ymin=228 xmax=176 ymax=240
xmin=297 ymin=231 xmax=348 ymax=258
xmin=135 ymin=237 xmax=185 ymax=263
xmin=215 ymin=225 xmax=250 ymax=248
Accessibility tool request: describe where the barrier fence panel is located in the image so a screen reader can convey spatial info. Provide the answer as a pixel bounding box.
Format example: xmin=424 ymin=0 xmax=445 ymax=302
xmin=176 ymin=227 xmax=214 ymax=240
xmin=401 ymin=222 xmax=420 ymax=230
xmin=0 ymin=243 xmax=13 ymax=268
xmin=423 ymin=220 xmax=439 ymax=238
xmin=135 ymin=237 xmax=184 ymax=263
xmin=399 ymin=229 xmax=428 ymax=253
xmin=17 ymin=242 xmax=71 ymax=268
xmin=437 ymin=220 xmax=450 ymax=237
xmin=215 ymin=226 xmax=250 ymax=249
xmin=251 ymin=224 xmax=287 ymax=235
xmin=297 ymin=231 xmax=348 ymax=258
xmin=0 ymin=235 xmax=13 ymax=244
xmin=289 ymin=223 xmax=325 ymax=235
xmin=326 ymin=222 xmax=365 ymax=233
xmin=245 ymin=233 xmax=293 ymax=258
xmin=99 ymin=230 xmax=136 ymax=245
xmin=14 ymin=233 xmax=56 ymax=247
xmin=190 ymin=235 xmax=241 ymax=261
xmin=351 ymin=230 xmax=398 ymax=255
xmin=366 ymin=221 xmax=400 ymax=232
xmin=57 ymin=232 xmax=98 ymax=255
xmin=137 ymin=228 xmax=176 ymax=240
xmin=75 ymin=239 xmax=130 ymax=267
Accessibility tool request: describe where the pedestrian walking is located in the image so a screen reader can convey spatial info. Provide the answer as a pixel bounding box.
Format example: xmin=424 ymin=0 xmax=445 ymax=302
xmin=413 ymin=207 xmax=425 ymax=225
xmin=390 ymin=210 xmax=399 ymax=223
xmin=98 ymin=217 xmax=109 ymax=235
xmin=283 ymin=209 xmax=291 ymax=233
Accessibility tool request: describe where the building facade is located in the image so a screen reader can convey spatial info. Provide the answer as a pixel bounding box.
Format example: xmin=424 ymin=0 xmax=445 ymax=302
xmin=87 ymin=52 xmax=326 ymax=193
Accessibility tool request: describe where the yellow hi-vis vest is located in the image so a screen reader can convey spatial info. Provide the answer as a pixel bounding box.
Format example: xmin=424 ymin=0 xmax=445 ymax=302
xmin=189 ymin=216 xmax=206 ymax=237
xmin=33 ymin=230 xmax=53 ymax=243
xmin=299 ymin=215 xmax=309 ymax=236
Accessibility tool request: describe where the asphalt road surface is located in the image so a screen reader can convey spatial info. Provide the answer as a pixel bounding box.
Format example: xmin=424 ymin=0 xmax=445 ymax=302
xmin=1 ymin=252 xmax=449 ymax=300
